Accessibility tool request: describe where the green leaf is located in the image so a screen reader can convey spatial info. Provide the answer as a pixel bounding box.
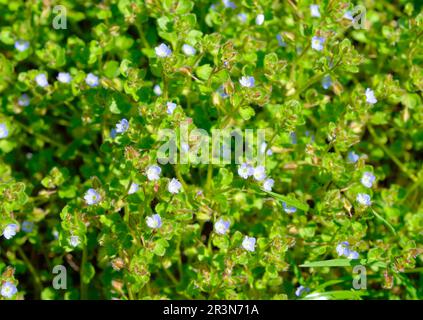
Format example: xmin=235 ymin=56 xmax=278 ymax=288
xmin=82 ymin=262 xmax=95 ymax=284
xmin=265 ymin=191 xmax=309 ymax=211
xmin=195 ymin=64 xmax=213 ymax=81
xmin=300 ymin=259 xmax=364 ymax=268
xmin=153 ymin=239 xmax=169 ymax=256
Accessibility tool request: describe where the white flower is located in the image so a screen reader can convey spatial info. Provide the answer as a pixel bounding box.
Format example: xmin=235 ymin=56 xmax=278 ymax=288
xmin=365 ymin=88 xmax=377 ymax=104
xmin=85 ymin=73 xmax=99 ymax=87
xmin=361 ymin=172 xmax=376 ymax=188
xmin=153 ymin=84 xmax=162 ymax=96
xmin=311 ymin=36 xmax=325 ymax=51
xmin=128 ymin=183 xmax=139 ymax=194
xmin=0 ymin=123 xmax=9 ymax=139
xmin=253 ymin=165 xmax=266 ymax=181
xmin=214 ymin=218 xmax=230 ymax=235
xmin=255 ymin=14 xmax=265 ymax=25
xmin=57 ymin=72 xmax=72 ymax=83
xmin=15 ymin=40 xmax=29 ymax=52
xmin=242 ymin=236 xmax=256 ymax=252
xmin=182 ymin=44 xmax=196 ymax=56
xmin=239 ymin=76 xmax=255 ymax=88
xmin=69 ymin=235 xmax=80 ymax=247
xmin=155 ymin=43 xmax=172 ymax=58
xmin=167 ymin=101 xmax=177 ymax=115
xmin=18 ymin=94 xmax=30 ymax=107
xmin=356 ymin=193 xmax=371 ymax=206
xmin=263 ymin=178 xmax=274 ymax=192
xmin=84 ymin=188 xmax=101 ymax=205
xmin=146 ymin=214 xmax=162 ymax=229
xmin=1 ymin=282 xmax=17 ymax=298
xmin=146 ymin=165 xmax=161 ymax=181
xmin=35 ymin=73 xmax=48 ymax=87
xmin=238 ymin=163 xmax=254 ymax=179
xmin=168 ymin=178 xmax=182 ymax=194
xmin=2 ymin=224 xmax=18 ymax=239
xmin=310 ymin=4 xmax=321 ymax=18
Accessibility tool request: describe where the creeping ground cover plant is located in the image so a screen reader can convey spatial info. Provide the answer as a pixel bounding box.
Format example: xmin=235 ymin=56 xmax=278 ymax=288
xmin=0 ymin=0 xmax=422 ymax=300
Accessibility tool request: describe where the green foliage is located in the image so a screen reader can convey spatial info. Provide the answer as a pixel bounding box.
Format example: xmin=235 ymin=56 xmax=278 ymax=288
xmin=0 ymin=0 xmax=422 ymax=300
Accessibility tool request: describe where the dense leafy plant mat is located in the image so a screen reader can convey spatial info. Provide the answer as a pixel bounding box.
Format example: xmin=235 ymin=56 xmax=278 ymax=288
xmin=0 ymin=0 xmax=422 ymax=300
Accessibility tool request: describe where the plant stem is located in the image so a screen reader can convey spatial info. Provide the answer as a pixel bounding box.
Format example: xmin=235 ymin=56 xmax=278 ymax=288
xmin=80 ymin=246 xmax=88 ymax=300
xmin=16 ymin=247 xmax=43 ymax=298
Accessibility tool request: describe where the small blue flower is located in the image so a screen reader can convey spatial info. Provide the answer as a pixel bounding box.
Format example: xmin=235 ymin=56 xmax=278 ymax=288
xmin=69 ymin=235 xmax=80 ymax=247
xmin=365 ymin=88 xmax=377 ymax=104
xmin=283 ymin=202 xmax=297 ymax=214
xmin=146 ymin=214 xmax=162 ymax=229
xmin=167 ymin=101 xmax=177 ymax=115
xmin=2 ymin=223 xmax=18 ymax=239
xmin=155 ymin=43 xmax=172 ymax=58
xmin=361 ymin=172 xmax=376 ymax=188
xmin=1 ymin=281 xmax=17 ymax=298
xmin=14 ymin=40 xmax=29 ymax=52
xmin=153 ymin=84 xmax=162 ymax=96
xmin=311 ymin=36 xmax=325 ymax=51
xmin=110 ymin=129 xmax=117 ymax=139
xmin=84 ymin=188 xmax=101 ymax=205
xmin=239 ymin=76 xmax=255 ymax=88
xmin=146 ymin=165 xmax=162 ymax=181
xmin=168 ymin=178 xmax=182 ymax=194
xmin=343 ymin=11 xmax=354 ymax=21
xmin=35 ymin=73 xmax=48 ymax=87
xmin=115 ymin=118 xmax=129 ymax=134
xmin=255 ymin=14 xmax=265 ymax=25
xmin=217 ymin=86 xmax=229 ymax=98
xmin=263 ymin=178 xmax=274 ymax=192
xmin=322 ymin=75 xmax=332 ymax=89
xmin=242 ymin=236 xmax=256 ymax=252
xmin=347 ymin=151 xmax=359 ymax=163
xmin=22 ymin=221 xmax=34 ymax=233
xmin=214 ymin=218 xmax=230 ymax=235
xmin=356 ymin=193 xmax=371 ymax=206
xmin=238 ymin=162 xmax=254 ymax=179
xmin=290 ymin=132 xmax=297 ymax=144
xmin=0 ymin=123 xmax=9 ymax=139
xmin=295 ymin=285 xmax=310 ymax=297
xmin=57 ymin=72 xmax=72 ymax=83
xmin=18 ymin=94 xmax=30 ymax=107
xmin=347 ymin=250 xmax=359 ymax=260
xmin=128 ymin=183 xmax=139 ymax=195
xmin=310 ymin=4 xmax=321 ymax=18
xmin=253 ymin=165 xmax=266 ymax=181
xmin=238 ymin=13 xmax=247 ymax=23
xmin=276 ymin=34 xmax=287 ymax=47
xmin=222 ymin=0 xmax=236 ymax=9
xmin=336 ymin=241 xmax=350 ymax=256
xmin=85 ymin=73 xmax=99 ymax=87
xmin=336 ymin=241 xmax=359 ymax=259
xmin=182 ymin=44 xmax=196 ymax=56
